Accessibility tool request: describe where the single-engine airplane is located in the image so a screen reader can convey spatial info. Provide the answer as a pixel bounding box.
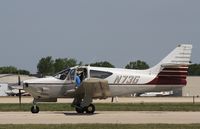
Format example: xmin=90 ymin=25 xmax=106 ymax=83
xmin=23 ymin=44 xmax=192 ymax=114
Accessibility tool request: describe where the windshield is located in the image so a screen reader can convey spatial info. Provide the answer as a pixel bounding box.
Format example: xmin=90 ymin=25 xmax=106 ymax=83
xmin=54 ymin=68 xmax=70 ymax=80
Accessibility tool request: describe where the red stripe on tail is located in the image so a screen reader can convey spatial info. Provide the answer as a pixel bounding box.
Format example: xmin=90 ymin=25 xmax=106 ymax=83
xmin=148 ymin=67 xmax=188 ymax=85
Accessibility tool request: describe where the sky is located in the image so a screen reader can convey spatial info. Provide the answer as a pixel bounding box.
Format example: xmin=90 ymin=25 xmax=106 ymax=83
xmin=0 ymin=0 xmax=200 ymax=73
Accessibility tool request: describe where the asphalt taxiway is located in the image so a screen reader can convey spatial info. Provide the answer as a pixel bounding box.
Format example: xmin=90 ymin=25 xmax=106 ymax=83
xmin=0 ymin=111 xmax=200 ymax=124
xmin=0 ymin=97 xmax=200 ymax=124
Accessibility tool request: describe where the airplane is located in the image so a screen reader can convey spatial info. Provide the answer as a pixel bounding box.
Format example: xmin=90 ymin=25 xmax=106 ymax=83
xmin=23 ymin=44 xmax=192 ymax=114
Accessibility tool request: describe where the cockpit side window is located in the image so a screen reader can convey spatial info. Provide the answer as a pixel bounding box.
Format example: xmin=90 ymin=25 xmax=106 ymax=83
xmin=70 ymin=69 xmax=75 ymax=81
xmin=60 ymin=74 xmax=67 ymax=80
xmin=54 ymin=69 xmax=70 ymax=80
xmin=90 ymin=70 xmax=113 ymax=79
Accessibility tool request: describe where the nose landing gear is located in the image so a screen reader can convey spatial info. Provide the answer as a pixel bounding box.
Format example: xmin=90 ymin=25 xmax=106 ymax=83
xmin=31 ymin=100 xmax=39 ymax=114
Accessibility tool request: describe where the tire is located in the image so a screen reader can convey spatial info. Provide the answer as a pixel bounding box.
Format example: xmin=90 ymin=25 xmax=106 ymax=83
xmin=31 ymin=105 xmax=39 ymax=114
xmin=75 ymin=106 xmax=84 ymax=113
xmin=85 ymin=104 xmax=95 ymax=114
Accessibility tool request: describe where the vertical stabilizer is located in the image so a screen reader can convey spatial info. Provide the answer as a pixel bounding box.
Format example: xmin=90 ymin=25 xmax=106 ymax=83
xmin=148 ymin=44 xmax=192 ymax=85
xmin=150 ymin=44 xmax=192 ymax=75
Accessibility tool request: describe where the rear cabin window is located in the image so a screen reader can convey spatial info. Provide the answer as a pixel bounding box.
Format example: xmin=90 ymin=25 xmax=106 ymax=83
xmin=90 ymin=70 xmax=113 ymax=79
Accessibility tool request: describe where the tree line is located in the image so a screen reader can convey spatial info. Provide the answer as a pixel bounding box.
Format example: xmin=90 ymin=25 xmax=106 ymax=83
xmin=0 ymin=56 xmax=200 ymax=76
xmin=0 ymin=66 xmax=30 ymax=75
xmin=36 ymin=56 xmax=150 ymax=77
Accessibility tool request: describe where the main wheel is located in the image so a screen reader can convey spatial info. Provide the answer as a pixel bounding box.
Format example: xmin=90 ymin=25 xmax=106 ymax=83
xmin=75 ymin=106 xmax=84 ymax=113
xmin=85 ymin=104 xmax=95 ymax=114
xmin=31 ymin=105 xmax=39 ymax=114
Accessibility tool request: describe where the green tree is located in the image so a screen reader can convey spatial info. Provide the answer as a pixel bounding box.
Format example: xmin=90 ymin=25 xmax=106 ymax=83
xmin=90 ymin=61 xmax=115 ymax=68
xmin=125 ymin=60 xmax=149 ymax=69
xmin=54 ymin=58 xmax=77 ymax=73
xmin=18 ymin=69 xmax=30 ymax=75
xmin=0 ymin=66 xmax=18 ymax=74
xmin=0 ymin=66 xmax=30 ymax=75
xmin=188 ymin=64 xmax=200 ymax=76
xmin=54 ymin=58 xmax=66 ymax=73
xmin=37 ymin=56 xmax=54 ymax=76
xmin=65 ymin=58 xmax=77 ymax=68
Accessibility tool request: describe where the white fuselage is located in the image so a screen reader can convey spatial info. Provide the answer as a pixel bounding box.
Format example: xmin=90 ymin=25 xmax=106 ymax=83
xmin=23 ymin=66 xmax=184 ymax=99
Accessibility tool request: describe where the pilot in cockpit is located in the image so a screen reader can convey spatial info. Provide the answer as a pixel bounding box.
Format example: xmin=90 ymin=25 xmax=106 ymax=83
xmin=75 ymin=73 xmax=81 ymax=88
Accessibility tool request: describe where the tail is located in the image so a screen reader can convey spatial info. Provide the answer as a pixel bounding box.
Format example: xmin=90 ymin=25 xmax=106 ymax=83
xmin=149 ymin=44 xmax=192 ymax=85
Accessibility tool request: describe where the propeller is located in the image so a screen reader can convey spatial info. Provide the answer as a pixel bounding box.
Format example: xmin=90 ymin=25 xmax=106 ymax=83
xmin=18 ymin=75 xmax=22 ymax=106
xmin=1 ymin=74 xmax=23 ymax=106
xmin=19 ymin=89 xmax=22 ymax=106
xmin=18 ymin=75 xmax=21 ymax=85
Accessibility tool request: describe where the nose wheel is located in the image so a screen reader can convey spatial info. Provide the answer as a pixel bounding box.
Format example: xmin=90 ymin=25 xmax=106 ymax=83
xmin=31 ymin=105 xmax=39 ymax=113
xmin=31 ymin=99 xmax=39 ymax=114
xmin=75 ymin=103 xmax=95 ymax=114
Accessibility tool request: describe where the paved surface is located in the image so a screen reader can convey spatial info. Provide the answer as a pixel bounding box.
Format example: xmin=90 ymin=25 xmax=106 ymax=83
xmin=0 ymin=96 xmax=200 ymax=103
xmin=0 ymin=111 xmax=200 ymax=124
xmin=0 ymin=97 xmax=200 ymax=124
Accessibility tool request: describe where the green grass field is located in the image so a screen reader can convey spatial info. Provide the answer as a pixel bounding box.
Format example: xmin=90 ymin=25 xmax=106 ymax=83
xmin=0 ymin=124 xmax=200 ymax=129
xmin=0 ymin=103 xmax=200 ymax=111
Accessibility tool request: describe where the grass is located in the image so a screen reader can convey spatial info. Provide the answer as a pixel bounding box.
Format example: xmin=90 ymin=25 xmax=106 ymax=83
xmin=1 ymin=124 xmax=200 ymax=129
xmin=0 ymin=103 xmax=200 ymax=111
xmin=96 ymin=103 xmax=200 ymax=111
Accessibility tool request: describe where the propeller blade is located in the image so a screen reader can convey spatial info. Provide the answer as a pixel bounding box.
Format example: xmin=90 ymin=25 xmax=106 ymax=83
xmin=18 ymin=75 xmax=21 ymax=85
xmin=19 ymin=89 xmax=22 ymax=106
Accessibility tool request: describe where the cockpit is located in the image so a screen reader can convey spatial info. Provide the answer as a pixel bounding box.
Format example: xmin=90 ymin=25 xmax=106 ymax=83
xmin=54 ymin=68 xmax=71 ymax=80
xmin=54 ymin=67 xmax=88 ymax=83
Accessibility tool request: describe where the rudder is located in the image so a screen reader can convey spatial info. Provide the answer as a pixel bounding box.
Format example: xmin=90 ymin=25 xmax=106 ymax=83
xmin=148 ymin=44 xmax=192 ymax=85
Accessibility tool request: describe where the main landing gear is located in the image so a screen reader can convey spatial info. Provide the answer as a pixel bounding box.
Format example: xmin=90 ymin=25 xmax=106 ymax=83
xmin=75 ymin=103 xmax=95 ymax=114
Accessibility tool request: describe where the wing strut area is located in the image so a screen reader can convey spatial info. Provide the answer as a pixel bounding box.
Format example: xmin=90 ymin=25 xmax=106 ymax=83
xmin=72 ymin=78 xmax=111 ymax=108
